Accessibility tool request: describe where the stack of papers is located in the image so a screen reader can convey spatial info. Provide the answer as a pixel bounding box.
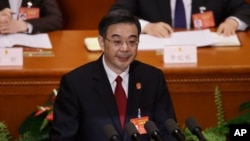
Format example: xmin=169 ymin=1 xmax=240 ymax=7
xmin=210 ymin=32 xmax=241 ymax=46
xmin=83 ymin=29 xmax=241 ymax=51
xmin=0 ymin=33 xmax=52 ymax=49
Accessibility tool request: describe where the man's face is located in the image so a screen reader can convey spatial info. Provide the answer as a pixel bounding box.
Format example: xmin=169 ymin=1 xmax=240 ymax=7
xmin=98 ymin=23 xmax=139 ymax=74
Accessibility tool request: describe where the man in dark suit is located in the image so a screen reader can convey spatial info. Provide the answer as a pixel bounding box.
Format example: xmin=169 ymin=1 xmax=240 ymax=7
xmin=50 ymin=9 xmax=177 ymax=141
xmin=0 ymin=0 xmax=63 ymax=34
xmin=110 ymin=0 xmax=250 ymax=37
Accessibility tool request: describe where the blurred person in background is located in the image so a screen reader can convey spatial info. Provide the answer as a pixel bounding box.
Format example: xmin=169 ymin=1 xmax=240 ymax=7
xmin=0 ymin=0 xmax=63 ymax=34
xmin=110 ymin=0 xmax=250 ymax=37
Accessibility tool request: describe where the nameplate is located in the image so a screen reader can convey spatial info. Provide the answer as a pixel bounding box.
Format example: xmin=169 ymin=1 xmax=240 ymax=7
xmin=0 ymin=48 xmax=23 ymax=66
xmin=163 ymin=45 xmax=197 ymax=64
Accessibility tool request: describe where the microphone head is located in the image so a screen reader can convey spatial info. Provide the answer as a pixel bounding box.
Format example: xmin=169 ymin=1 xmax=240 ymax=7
xmin=185 ymin=117 xmax=202 ymax=133
xmin=144 ymin=120 xmax=160 ymax=135
xmin=165 ymin=118 xmax=180 ymax=134
xmin=165 ymin=119 xmax=186 ymax=141
xmin=185 ymin=117 xmax=207 ymax=141
xmin=103 ymin=124 xmax=120 ymax=141
xmin=125 ymin=122 xmax=139 ymax=136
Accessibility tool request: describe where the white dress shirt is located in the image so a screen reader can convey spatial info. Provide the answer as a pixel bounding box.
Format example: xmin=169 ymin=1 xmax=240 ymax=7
xmin=9 ymin=0 xmax=22 ymax=20
xmin=102 ymin=56 xmax=129 ymax=97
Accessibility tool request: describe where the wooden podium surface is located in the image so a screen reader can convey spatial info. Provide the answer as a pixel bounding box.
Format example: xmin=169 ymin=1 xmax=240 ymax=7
xmin=1 ymin=30 xmax=250 ymax=138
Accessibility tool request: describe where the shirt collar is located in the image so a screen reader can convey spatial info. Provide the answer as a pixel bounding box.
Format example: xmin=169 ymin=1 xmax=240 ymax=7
xmin=102 ymin=56 xmax=129 ymax=83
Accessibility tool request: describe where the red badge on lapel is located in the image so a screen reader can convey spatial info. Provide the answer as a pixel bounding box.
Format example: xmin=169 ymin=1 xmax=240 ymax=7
xmin=136 ymin=82 xmax=141 ymax=90
xmin=18 ymin=7 xmax=40 ymax=20
xmin=192 ymin=11 xmax=215 ymax=29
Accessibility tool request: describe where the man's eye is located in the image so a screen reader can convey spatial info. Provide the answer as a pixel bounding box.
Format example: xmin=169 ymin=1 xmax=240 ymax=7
xmin=128 ymin=41 xmax=136 ymax=44
xmin=113 ymin=40 xmax=122 ymax=45
xmin=128 ymin=41 xmax=137 ymax=45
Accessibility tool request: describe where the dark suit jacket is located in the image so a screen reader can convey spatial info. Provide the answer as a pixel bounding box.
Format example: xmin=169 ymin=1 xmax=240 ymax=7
xmin=0 ymin=0 xmax=63 ymax=34
xmin=50 ymin=55 xmax=177 ymax=141
xmin=110 ymin=0 xmax=250 ymax=27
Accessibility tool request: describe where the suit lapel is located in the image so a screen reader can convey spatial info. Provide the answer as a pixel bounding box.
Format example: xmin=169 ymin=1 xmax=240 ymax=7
xmin=121 ymin=61 xmax=143 ymax=141
xmin=21 ymin=0 xmax=31 ymax=7
xmin=191 ymin=0 xmax=206 ymax=27
xmin=157 ymin=0 xmax=172 ymax=24
xmin=93 ymin=58 xmax=122 ymax=134
xmin=126 ymin=61 xmax=143 ymax=122
xmin=21 ymin=0 xmax=41 ymax=7
xmin=0 ymin=1 xmax=10 ymax=9
xmin=192 ymin=0 xmax=206 ymax=14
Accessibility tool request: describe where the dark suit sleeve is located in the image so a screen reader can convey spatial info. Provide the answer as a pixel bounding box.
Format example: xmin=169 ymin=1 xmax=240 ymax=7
xmin=50 ymin=75 xmax=79 ymax=141
xmin=230 ymin=0 xmax=250 ymax=25
xmin=25 ymin=0 xmax=63 ymax=34
xmin=153 ymin=70 xmax=177 ymax=141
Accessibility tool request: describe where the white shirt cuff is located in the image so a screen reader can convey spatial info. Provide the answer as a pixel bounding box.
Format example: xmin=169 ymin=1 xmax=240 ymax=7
xmin=227 ymin=16 xmax=248 ymax=31
xmin=139 ymin=19 xmax=150 ymax=33
xmin=26 ymin=23 xmax=33 ymax=34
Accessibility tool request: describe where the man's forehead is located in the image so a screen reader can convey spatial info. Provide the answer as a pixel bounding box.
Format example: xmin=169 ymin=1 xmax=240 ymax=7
xmin=106 ymin=23 xmax=138 ymax=37
xmin=110 ymin=34 xmax=138 ymax=38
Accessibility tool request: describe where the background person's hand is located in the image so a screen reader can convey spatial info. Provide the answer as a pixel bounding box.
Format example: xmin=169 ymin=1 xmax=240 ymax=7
xmin=143 ymin=22 xmax=173 ymax=38
xmin=217 ymin=18 xmax=238 ymax=36
xmin=0 ymin=8 xmax=12 ymax=18
xmin=0 ymin=8 xmax=12 ymax=22
xmin=0 ymin=19 xmax=28 ymax=34
xmin=0 ymin=15 xmax=11 ymax=33
xmin=0 ymin=8 xmax=14 ymax=33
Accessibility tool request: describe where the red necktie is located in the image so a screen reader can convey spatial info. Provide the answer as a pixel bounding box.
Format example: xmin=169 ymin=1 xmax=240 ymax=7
xmin=114 ymin=76 xmax=127 ymax=129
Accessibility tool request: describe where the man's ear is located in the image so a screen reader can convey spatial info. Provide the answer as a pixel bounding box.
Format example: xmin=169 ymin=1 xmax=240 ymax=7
xmin=98 ymin=35 xmax=105 ymax=51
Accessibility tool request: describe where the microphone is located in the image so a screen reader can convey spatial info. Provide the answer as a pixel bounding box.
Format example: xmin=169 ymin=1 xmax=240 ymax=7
xmin=185 ymin=117 xmax=207 ymax=141
xmin=124 ymin=122 xmax=140 ymax=141
xmin=144 ymin=120 xmax=162 ymax=141
xmin=103 ymin=124 xmax=120 ymax=141
xmin=165 ymin=119 xmax=185 ymax=141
